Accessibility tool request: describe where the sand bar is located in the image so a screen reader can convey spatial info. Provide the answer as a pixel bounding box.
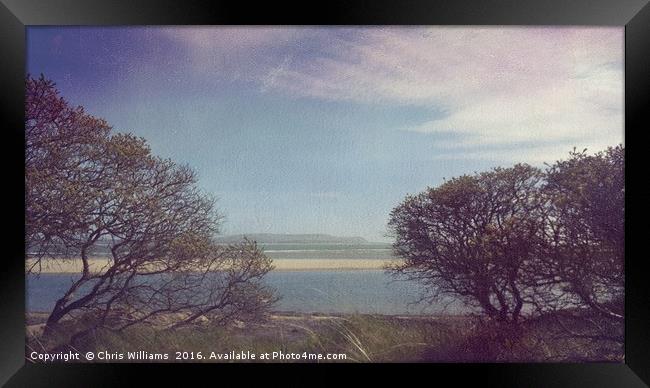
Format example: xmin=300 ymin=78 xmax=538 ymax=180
xmin=26 ymin=258 xmax=400 ymax=274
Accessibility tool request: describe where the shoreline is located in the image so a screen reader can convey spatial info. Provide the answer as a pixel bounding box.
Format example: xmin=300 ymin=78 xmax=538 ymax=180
xmin=26 ymin=258 xmax=399 ymax=274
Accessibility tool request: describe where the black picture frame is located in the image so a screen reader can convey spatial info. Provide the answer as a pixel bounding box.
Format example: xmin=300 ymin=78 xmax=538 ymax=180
xmin=1 ymin=0 xmax=648 ymax=386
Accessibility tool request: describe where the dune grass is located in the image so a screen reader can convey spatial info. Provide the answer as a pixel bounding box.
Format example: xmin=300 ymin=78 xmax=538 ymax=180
xmin=26 ymin=312 xmax=623 ymax=363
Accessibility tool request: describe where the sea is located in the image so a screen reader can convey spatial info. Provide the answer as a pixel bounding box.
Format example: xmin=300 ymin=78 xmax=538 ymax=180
xmin=26 ymin=243 xmax=467 ymax=315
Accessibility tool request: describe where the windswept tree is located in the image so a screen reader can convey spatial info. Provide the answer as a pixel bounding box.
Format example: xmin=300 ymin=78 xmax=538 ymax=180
xmin=388 ymin=146 xmax=624 ymax=347
xmin=26 ymin=75 xmax=112 ymax=259
xmin=26 ymin=76 xmax=276 ymax=340
xmin=544 ymin=146 xmax=624 ymax=323
xmin=388 ymin=164 xmax=548 ymax=325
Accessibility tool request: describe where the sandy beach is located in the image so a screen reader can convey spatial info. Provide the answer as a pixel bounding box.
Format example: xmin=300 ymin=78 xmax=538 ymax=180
xmin=26 ymin=258 xmax=398 ymax=274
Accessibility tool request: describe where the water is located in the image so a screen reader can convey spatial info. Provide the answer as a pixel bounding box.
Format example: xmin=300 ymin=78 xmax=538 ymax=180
xmin=258 ymin=243 xmax=394 ymax=260
xmin=27 ymin=270 xmax=468 ymax=315
xmin=26 ymin=244 xmax=468 ymax=315
xmin=263 ymin=270 xmax=466 ymax=314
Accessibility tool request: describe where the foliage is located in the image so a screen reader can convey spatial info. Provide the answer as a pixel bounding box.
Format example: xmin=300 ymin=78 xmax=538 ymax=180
xmin=388 ymin=146 xmax=624 ymax=336
xmin=544 ymin=146 xmax=624 ymax=322
xmin=25 ymin=75 xmax=277 ymax=340
xmin=388 ymin=164 xmax=548 ymax=324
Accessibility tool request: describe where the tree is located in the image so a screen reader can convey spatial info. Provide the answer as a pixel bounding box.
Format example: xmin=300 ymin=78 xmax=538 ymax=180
xmin=26 ymin=75 xmax=112 ymax=262
xmin=387 ymin=146 xmax=625 ymax=347
xmin=25 ymin=76 xmax=277 ymax=340
xmin=387 ymin=164 xmax=548 ymax=325
xmin=544 ymin=146 xmax=624 ymax=323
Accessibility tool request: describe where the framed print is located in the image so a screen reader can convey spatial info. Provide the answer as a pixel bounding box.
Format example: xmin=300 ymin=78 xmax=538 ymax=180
xmin=1 ymin=0 xmax=649 ymax=386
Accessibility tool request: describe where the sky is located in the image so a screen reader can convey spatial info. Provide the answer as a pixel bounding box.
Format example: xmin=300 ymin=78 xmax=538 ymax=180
xmin=26 ymin=27 xmax=624 ymax=242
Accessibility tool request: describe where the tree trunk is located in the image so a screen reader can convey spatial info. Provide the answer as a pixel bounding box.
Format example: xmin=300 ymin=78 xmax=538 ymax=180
xmin=42 ymin=245 xmax=91 ymax=337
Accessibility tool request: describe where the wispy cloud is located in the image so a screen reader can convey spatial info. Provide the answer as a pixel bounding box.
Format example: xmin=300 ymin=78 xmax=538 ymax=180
xmin=155 ymin=27 xmax=311 ymax=81
xmin=159 ymin=26 xmax=304 ymax=54
xmin=261 ymin=55 xmax=293 ymax=92
xmin=157 ymin=27 xmax=623 ymax=162
xmin=255 ymin=27 xmax=623 ymax=161
xmin=29 ymin=26 xmax=623 ymax=241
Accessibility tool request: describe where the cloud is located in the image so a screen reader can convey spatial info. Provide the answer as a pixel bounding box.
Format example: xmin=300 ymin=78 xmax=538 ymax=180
xmin=158 ymin=27 xmax=624 ymax=162
xmin=408 ymin=63 xmax=622 ymax=146
xmin=261 ymin=55 xmax=293 ymax=92
xmin=255 ymin=27 xmax=624 ymax=161
xmin=159 ymin=26 xmax=303 ymax=52
xmin=155 ymin=27 xmax=311 ymax=81
xmin=263 ymin=28 xmax=622 ymax=103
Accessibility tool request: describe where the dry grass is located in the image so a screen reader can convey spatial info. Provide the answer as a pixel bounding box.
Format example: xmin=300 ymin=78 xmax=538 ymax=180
xmin=26 ymin=312 xmax=623 ymax=363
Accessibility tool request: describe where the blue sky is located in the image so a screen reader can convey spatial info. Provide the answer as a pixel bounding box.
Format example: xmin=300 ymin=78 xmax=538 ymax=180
xmin=27 ymin=27 xmax=624 ymax=242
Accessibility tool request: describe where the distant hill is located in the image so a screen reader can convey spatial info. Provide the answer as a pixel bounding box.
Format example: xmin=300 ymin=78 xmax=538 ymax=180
xmin=27 ymin=234 xmax=374 ymax=257
xmin=215 ymin=233 xmax=369 ymax=244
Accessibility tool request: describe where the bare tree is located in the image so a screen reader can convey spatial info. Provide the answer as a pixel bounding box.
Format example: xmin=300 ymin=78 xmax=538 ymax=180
xmin=25 ymin=76 xmax=277 ymax=340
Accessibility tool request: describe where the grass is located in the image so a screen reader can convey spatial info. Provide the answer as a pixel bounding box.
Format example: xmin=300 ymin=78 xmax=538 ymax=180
xmin=26 ymin=311 xmax=623 ymax=363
